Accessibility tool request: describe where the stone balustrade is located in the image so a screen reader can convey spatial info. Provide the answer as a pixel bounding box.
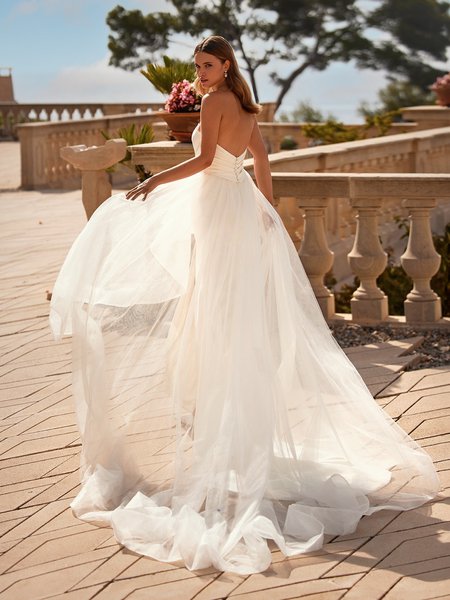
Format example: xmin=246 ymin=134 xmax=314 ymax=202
xmin=401 ymin=105 xmax=450 ymax=131
xmin=267 ymin=126 xmax=450 ymax=174
xmin=17 ymin=111 xmax=168 ymax=190
xmin=130 ymin=127 xmax=450 ymax=274
xmin=0 ymin=102 xmax=164 ymax=137
xmin=15 ymin=103 xmax=280 ymax=189
xmin=271 ymin=173 xmax=449 ymax=324
xmin=258 ymin=121 xmax=416 ymax=153
xmin=130 ymin=126 xmax=450 ymax=180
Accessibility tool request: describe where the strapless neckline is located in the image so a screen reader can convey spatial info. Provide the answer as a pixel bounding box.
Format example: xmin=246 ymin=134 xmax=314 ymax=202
xmin=195 ymin=125 xmax=246 ymax=159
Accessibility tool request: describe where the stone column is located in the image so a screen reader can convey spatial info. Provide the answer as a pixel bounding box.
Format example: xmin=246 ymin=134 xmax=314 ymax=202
xmin=60 ymin=139 xmax=127 ymax=219
xmin=298 ymin=197 xmax=335 ymax=320
xmin=348 ymin=197 xmax=388 ymax=322
xmin=401 ymin=198 xmax=442 ymax=322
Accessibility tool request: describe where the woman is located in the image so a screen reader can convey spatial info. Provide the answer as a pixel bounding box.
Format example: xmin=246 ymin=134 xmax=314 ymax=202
xmin=50 ymin=36 xmax=439 ymax=575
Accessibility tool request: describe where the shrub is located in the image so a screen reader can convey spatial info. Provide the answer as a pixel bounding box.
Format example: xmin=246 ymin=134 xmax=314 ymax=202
xmin=280 ymin=135 xmax=298 ymax=150
xmin=101 ymin=123 xmax=154 ymax=182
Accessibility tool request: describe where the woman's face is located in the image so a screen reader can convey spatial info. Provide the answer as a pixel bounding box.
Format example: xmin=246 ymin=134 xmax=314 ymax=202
xmin=194 ymin=51 xmax=229 ymax=90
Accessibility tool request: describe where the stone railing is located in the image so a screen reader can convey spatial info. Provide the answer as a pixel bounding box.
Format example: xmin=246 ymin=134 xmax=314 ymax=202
xmin=129 ymin=126 xmax=450 ymax=179
xmin=401 ymin=105 xmax=450 ymax=130
xmin=271 ymin=173 xmax=449 ymax=325
xmin=16 ymin=103 xmax=280 ymax=189
xmin=0 ymin=102 xmax=163 ymax=137
xmin=258 ymin=121 xmax=417 ymax=153
xmin=17 ymin=111 xmax=168 ymax=189
xmin=266 ymin=126 xmax=450 ymax=174
xmin=128 ymin=126 xmax=450 ymax=272
xmin=59 ymin=135 xmax=450 ymax=325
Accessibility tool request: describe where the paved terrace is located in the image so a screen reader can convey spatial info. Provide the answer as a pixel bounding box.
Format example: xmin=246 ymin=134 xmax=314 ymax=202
xmin=0 ymin=146 xmax=449 ymax=599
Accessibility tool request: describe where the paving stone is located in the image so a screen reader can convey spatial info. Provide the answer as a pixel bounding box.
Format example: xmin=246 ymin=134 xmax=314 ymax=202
xmin=406 ymin=389 xmax=450 ymax=415
xmin=383 ymin=567 xmax=450 ymax=600
xmin=380 ymin=500 xmax=450 ymax=534
xmin=376 ymin=370 xmax=428 ymax=398
xmin=0 ymin=498 xmax=69 ymax=544
xmin=92 ymin=568 xmax=215 ymax=600
xmin=192 ymin=571 xmax=246 ymax=600
xmin=228 ymin=554 xmax=353 ymax=595
xmin=127 ymin=574 xmax=235 ymax=600
xmin=0 ymin=558 xmax=105 ymax=600
xmin=0 ymin=480 xmax=56 ymax=512
xmin=20 ymin=471 xmax=80 ymax=508
xmin=1 ymin=187 xmax=449 ymax=599
xmin=9 ymin=527 xmax=113 ymax=572
xmin=410 ymin=370 xmax=450 ymax=391
xmin=342 ymin=569 xmax=401 ymax=599
xmin=230 ymin=574 xmax=363 ymax=600
xmin=40 ymin=584 xmax=105 ymax=600
xmin=326 ymin=522 xmax=450 ymax=578
xmin=71 ymin=550 xmax=141 ymax=588
xmin=0 ymin=522 xmax=98 ymax=573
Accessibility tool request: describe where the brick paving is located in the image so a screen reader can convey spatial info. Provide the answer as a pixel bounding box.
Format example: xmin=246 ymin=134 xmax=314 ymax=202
xmin=0 ymin=185 xmax=449 ymax=600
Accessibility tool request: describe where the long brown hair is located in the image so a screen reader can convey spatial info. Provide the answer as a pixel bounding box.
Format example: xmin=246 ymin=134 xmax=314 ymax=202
xmin=193 ymin=36 xmax=261 ymax=115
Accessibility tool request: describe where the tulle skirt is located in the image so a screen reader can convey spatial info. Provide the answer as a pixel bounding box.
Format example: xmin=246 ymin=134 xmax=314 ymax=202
xmin=50 ymin=169 xmax=440 ymax=574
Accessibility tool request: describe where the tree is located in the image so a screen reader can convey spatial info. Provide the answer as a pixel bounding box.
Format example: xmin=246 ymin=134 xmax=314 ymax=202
xmin=358 ymin=81 xmax=435 ymax=119
xmin=365 ymin=0 xmax=450 ymax=90
xmin=107 ymin=1 xmax=450 ymax=112
xmin=278 ymin=100 xmax=335 ymax=123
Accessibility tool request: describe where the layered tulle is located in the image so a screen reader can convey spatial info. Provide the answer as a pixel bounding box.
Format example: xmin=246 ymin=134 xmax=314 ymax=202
xmin=50 ymin=126 xmax=440 ymax=574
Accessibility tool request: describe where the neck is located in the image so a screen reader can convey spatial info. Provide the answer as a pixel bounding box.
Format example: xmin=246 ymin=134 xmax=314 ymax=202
xmin=210 ymin=81 xmax=228 ymax=92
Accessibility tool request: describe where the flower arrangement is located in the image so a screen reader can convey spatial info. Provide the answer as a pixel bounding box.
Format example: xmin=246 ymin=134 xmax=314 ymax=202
xmin=430 ymin=72 xmax=450 ymax=106
xmin=164 ymin=80 xmax=201 ymax=113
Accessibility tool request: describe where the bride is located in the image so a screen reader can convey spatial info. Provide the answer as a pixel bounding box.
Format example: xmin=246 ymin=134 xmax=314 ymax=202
xmin=50 ymin=36 xmax=439 ymax=575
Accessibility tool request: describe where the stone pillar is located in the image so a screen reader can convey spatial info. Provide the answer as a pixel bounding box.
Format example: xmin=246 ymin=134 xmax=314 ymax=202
xmin=60 ymin=139 xmax=127 ymax=219
xmin=348 ymin=197 xmax=388 ymax=322
xmin=276 ymin=196 xmax=304 ymax=250
xmin=298 ymin=197 xmax=335 ymax=320
xmin=401 ymin=198 xmax=442 ymax=322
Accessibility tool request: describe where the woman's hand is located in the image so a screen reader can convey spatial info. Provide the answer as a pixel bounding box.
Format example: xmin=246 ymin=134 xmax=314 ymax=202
xmin=126 ymin=176 xmax=158 ymax=201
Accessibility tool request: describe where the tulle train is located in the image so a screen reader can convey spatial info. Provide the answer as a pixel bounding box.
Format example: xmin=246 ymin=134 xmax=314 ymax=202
xmin=50 ymin=139 xmax=439 ymax=574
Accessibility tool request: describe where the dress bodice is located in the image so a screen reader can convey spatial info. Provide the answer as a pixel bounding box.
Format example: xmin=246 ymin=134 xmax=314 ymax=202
xmin=192 ymin=124 xmax=246 ymax=182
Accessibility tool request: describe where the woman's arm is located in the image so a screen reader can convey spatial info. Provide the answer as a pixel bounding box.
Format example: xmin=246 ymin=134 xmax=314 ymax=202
xmin=247 ymin=119 xmax=274 ymax=205
xmin=126 ymin=94 xmax=223 ymax=201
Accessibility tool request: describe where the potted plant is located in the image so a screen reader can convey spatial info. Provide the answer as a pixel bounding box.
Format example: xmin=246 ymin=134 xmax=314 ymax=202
xmin=140 ymin=56 xmax=201 ymax=142
xmin=162 ymin=80 xmax=201 ymax=142
xmin=101 ymin=123 xmax=154 ymax=182
xmin=430 ymin=72 xmax=450 ymax=107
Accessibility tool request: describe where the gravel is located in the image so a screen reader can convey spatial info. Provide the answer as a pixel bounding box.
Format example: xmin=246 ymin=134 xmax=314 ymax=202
xmin=331 ymin=323 xmax=450 ymax=371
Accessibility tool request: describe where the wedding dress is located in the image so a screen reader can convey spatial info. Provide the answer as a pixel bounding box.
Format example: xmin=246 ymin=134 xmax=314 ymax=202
xmin=50 ymin=124 xmax=439 ymax=575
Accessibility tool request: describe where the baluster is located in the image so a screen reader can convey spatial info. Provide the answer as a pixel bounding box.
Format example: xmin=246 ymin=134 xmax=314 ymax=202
xmin=348 ymin=197 xmax=388 ymax=321
xmin=276 ymin=197 xmax=304 ymax=250
xmin=401 ymin=198 xmax=442 ymax=322
xmin=298 ymin=197 xmax=335 ymax=320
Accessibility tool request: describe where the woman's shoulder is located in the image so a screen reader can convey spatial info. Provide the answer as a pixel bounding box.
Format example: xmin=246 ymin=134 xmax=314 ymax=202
xmin=202 ymin=90 xmax=235 ymax=108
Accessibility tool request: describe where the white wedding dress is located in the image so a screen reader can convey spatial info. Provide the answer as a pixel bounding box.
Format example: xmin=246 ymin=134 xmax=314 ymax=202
xmin=50 ymin=124 xmax=439 ymax=574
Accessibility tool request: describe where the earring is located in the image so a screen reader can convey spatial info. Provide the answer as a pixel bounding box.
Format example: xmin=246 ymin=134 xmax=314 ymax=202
xmin=224 ymin=71 xmax=228 ymax=78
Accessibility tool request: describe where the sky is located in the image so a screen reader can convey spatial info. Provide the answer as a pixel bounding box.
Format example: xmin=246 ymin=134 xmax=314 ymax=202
xmin=1 ymin=0 xmax=449 ymax=122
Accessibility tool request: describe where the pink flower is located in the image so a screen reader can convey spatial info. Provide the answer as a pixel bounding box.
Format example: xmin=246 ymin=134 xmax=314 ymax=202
xmin=165 ymin=80 xmax=202 ymax=113
xmin=430 ymin=72 xmax=450 ymax=91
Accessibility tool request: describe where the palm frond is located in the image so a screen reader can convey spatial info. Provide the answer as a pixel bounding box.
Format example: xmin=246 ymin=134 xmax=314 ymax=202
xmin=140 ymin=55 xmax=196 ymax=95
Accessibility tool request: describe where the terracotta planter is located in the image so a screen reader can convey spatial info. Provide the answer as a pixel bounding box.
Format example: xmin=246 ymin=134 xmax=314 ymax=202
xmin=434 ymin=88 xmax=450 ymax=107
xmin=160 ymin=111 xmax=200 ymax=142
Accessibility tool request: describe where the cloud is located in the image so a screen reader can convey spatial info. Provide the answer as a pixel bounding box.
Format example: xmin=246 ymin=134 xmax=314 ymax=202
xmin=41 ymin=55 xmax=163 ymax=103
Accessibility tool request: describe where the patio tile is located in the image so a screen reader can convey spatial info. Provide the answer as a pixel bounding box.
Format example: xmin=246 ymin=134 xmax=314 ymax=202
xmin=0 ymin=185 xmax=449 ymax=600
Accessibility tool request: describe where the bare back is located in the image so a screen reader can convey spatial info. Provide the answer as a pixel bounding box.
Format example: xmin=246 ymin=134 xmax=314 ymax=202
xmin=206 ymin=90 xmax=255 ymax=157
